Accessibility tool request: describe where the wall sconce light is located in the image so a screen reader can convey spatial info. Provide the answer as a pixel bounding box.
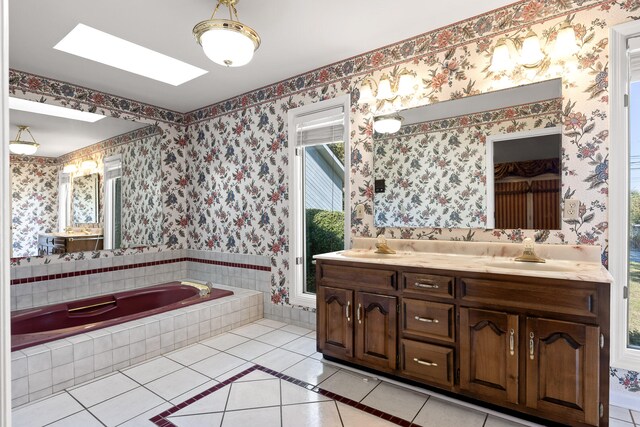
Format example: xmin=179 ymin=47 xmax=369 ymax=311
xmin=489 ymin=21 xmax=579 ymax=73
xmin=519 ymin=30 xmax=545 ymax=67
xmin=81 ymin=160 xmax=98 ymax=171
xmin=373 ymin=114 xmax=403 ymax=134
xmin=358 ymin=68 xmax=417 ymax=105
xmin=551 ymin=20 xmax=579 ymax=59
xmin=63 ymin=164 xmax=78 ymax=174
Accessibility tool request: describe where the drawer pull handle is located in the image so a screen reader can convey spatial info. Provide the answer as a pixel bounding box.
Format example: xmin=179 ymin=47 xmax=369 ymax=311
xmin=415 ymin=282 xmax=439 ymax=289
xmin=346 ymin=301 xmax=351 ymax=322
xmin=529 ymin=332 xmax=535 ymax=360
xmin=357 ymin=304 xmax=362 ymax=324
xmin=414 ymin=316 xmax=439 ymax=324
xmin=413 ymin=358 xmax=438 ymax=367
xmin=509 ymin=329 xmax=515 ymax=356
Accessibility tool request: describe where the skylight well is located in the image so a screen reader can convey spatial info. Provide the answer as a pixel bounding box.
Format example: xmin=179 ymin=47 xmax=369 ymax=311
xmin=54 ymin=24 xmax=208 ymax=86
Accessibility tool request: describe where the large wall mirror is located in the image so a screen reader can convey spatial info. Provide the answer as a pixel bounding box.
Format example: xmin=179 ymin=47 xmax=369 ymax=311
xmin=9 ymin=107 xmax=164 ymax=258
xmin=373 ymin=78 xmax=563 ymax=230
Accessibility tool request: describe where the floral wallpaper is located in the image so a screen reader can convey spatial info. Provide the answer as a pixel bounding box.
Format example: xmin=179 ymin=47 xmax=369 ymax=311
xmin=10 ymin=156 xmax=59 ymax=257
xmin=7 ymin=0 xmax=640 ymax=398
xmin=374 ymin=98 xmax=562 ymax=228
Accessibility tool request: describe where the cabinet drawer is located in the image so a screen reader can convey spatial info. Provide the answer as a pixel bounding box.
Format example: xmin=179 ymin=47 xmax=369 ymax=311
xmin=320 ymin=264 xmax=396 ymax=291
xmin=402 ymin=299 xmax=455 ymax=342
xmin=402 ymin=273 xmax=454 ymax=298
xmin=460 ymin=277 xmax=597 ymax=318
xmin=400 ymin=339 xmax=454 ymax=388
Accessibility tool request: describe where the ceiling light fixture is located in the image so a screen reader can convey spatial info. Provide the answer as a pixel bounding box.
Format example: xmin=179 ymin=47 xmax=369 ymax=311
xmin=193 ymin=0 xmax=260 ymax=67
xmin=373 ymin=115 xmax=403 ymax=134
xmin=9 ymin=97 xmax=105 ymax=123
xmin=9 ymin=126 xmax=40 ymax=156
xmin=54 ymin=24 xmax=208 ymax=86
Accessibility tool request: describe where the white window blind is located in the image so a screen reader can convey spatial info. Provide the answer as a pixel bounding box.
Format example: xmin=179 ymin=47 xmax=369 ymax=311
xmin=295 ymin=106 xmax=345 ymax=147
xmin=104 ymin=155 xmax=122 ymax=180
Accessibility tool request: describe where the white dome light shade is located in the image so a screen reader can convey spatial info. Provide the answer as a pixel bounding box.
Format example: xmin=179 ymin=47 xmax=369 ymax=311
xmin=374 ymin=115 xmax=403 ymax=134
xmin=199 ymin=24 xmax=258 ymax=67
xmin=397 ymin=73 xmax=415 ymax=96
xmin=9 ymin=126 xmax=39 ymax=156
xmin=9 ymin=141 xmax=38 ymax=155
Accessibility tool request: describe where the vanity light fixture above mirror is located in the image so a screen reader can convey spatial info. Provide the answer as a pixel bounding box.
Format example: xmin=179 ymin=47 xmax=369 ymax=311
xmin=489 ymin=19 xmax=580 ymax=73
xmin=359 ymin=68 xmax=417 ymax=105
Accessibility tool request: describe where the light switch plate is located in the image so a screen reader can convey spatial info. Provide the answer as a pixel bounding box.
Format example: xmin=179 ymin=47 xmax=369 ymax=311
xmin=355 ymin=204 xmax=365 ymax=219
xmin=564 ymin=199 xmax=580 ymax=220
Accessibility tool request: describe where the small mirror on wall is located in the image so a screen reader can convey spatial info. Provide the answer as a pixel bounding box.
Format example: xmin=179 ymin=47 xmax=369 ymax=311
xmin=485 ymin=128 xmax=562 ymax=230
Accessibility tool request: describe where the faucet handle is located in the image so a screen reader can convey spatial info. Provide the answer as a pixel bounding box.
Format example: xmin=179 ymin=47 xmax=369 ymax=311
xmin=377 ymin=234 xmax=387 ymax=245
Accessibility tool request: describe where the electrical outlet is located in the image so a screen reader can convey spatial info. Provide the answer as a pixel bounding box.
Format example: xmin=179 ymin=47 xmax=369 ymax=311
xmin=355 ymin=204 xmax=365 ymax=219
xmin=564 ymin=199 xmax=580 ymax=220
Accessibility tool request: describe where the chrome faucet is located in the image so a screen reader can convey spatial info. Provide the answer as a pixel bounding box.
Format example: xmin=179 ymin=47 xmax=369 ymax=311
xmin=514 ymin=237 xmax=545 ymax=263
xmin=374 ymin=235 xmax=396 ymax=254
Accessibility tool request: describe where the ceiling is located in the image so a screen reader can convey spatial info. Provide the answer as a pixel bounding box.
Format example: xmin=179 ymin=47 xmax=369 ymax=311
xmin=9 ymin=0 xmax=516 ymax=113
xmin=9 ymin=111 xmax=145 ymax=158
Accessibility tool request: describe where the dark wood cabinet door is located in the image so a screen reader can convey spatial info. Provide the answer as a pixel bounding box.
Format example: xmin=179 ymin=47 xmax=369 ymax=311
xmin=460 ymin=308 xmax=519 ymax=404
xmin=355 ymin=292 xmax=397 ymax=370
xmin=318 ymin=286 xmax=354 ymax=359
xmin=525 ymin=317 xmax=600 ymax=426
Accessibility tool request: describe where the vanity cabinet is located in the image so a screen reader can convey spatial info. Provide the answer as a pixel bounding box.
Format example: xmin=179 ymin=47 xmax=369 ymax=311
xmin=317 ymin=264 xmax=397 ymax=371
xmin=37 ymin=233 xmax=103 ymax=255
xmin=316 ymin=259 xmax=610 ymax=427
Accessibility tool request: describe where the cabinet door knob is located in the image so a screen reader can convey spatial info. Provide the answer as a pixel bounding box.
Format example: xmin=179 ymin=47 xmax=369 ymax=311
xmin=357 ymin=304 xmax=362 ymax=324
xmin=414 ymin=316 xmax=439 ymax=323
xmin=509 ymin=329 xmax=515 ymax=356
xmin=346 ymin=301 xmax=351 ymax=322
xmin=413 ymin=358 xmax=438 ymax=367
xmin=414 ymin=282 xmax=439 ymax=289
xmin=529 ymin=332 xmax=535 ymax=360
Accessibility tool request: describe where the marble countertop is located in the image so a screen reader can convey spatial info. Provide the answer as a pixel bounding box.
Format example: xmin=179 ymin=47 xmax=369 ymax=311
xmin=42 ymin=232 xmax=103 ymax=238
xmin=314 ymin=238 xmax=613 ymax=283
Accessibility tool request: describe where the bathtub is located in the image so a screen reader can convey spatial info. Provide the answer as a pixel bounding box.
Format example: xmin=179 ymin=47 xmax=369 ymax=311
xmin=11 ymin=281 xmax=234 ymax=351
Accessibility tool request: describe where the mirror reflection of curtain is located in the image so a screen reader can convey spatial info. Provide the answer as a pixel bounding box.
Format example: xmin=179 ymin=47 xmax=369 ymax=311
xmin=494 ymin=158 xmax=560 ymax=229
xmin=495 ymin=181 xmax=528 ymax=229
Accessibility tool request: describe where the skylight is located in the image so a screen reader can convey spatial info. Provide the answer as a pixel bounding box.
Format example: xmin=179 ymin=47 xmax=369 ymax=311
xmin=54 ymin=24 xmax=208 ymax=86
xmin=9 ymin=97 xmax=106 ymax=122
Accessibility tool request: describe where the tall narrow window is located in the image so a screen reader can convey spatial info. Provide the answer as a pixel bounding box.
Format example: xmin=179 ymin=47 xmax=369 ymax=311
xmin=103 ymin=155 xmax=122 ymax=250
xmin=628 ymin=39 xmax=640 ymax=350
xmin=288 ymin=96 xmax=350 ymax=307
xmin=58 ymin=172 xmax=70 ymax=232
xmin=611 ymin=23 xmax=640 ymax=373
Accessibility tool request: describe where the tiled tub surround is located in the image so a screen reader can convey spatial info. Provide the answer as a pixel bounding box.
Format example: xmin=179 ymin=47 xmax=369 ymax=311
xmin=10 ymin=285 xmax=263 ymax=408
xmin=187 ymin=250 xmax=316 ymax=331
xmin=9 ymin=250 xmax=272 ymax=311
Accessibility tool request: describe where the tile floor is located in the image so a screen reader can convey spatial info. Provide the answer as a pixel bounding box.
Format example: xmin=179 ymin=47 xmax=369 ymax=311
xmin=11 ymin=319 xmax=640 ymax=427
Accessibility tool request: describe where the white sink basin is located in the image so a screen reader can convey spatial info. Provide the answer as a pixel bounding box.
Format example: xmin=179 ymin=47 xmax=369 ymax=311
xmin=339 ymin=250 xmax=413 ymax=259
xmin=486 ymin=261 xmax=576 ymax=272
